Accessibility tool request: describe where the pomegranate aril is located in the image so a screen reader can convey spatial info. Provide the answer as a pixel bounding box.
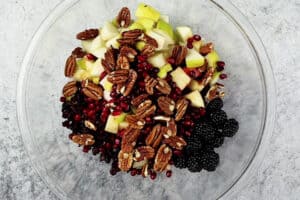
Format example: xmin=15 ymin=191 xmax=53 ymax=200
xmin=167 ymin=57 xmax=175 ymax=65
xmin=185 ymin=131 xmax=191 ymax=137
xmin=173 ymin=150 xmax=182 ymax=156
xmin=216 ymin=61 xmax=225 ymax=67
xmin=193 ymin=34 xmax=201 ymax=41
xmin=130 ymin=169 xmax=137 ymax=176
xmin=166 ymin=170 xmax=172 ymax=177
xmin=118 ymin=129 xmax=126 ymax=137
xmin=150 ymin=171 xmax=157 ymax=180
xmin=220 ymin=73 xmax=227 ymax=79
xmin=88 ymin=103 xmax=95 ymax=109
xmin=87 ymin=110 xmax=95 ymax=118
xmin=74 ymin=114 xmax=81 ymax=121
xmin=114 ymin=138 xmax=120 ymax=145
xmin=68 ymin=133 xmax=76 ymax=140
xmin=82 ymin=146 xmax=90 ymax=153
xmin=60 ymin=96 xmax=66 ymax=102
xmin=216 ymin=65 xmax=224 ymax=72
xmin=187 ymin=43 xmax=193 ymax=49
xmin=112 ymin=110 xmax=122 ymax=116
xmin=199 ymin=107 xmax=206 ymax=116
xmin=62 ymin=120 xmax=70 ymax=127
xmin=187 ymin=37 xmax=194 ymax=43
xmin=86 ymin=53 xmax=96 ymax=61
xmin=110 ymin=168 xmax=117 ymax=176
xmin=136 ymin=169 xmax=142 ymax=175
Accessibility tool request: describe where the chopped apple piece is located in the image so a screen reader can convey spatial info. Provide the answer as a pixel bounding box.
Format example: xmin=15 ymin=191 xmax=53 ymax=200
xmin=133 ymin=159 xmax=148 ymax=169
xmin=153 ymin=29 xmax=175 ymax=45
xmin=90 ymin=47 xmax=106 ymax=59
xmin=176 ymin=26 xmax=193 ymax=42
xmin=185 ymin=90 xmax=205 ymax=108
xmin=156 ymin=19 xmax=174 ymax=39
xmin=101 ymin=22 xmax=119 ymax=41
xmin=205 ymin=50 xmax=219 ymax=68
xmin=160 ymin=15 xmax=170 ymax=23
xmin=147 ymin=53 xmax=167 ymax=68
xmin=103 ymin=90 xmax=112 ymax=101
xmin=81 ymin=35 xmax=105 ymax=53
xmin=100 ymin=75 xmax=113 ymax=92
xmin=136 ymin=18 xmax=155 ymax=30
xmin=210 ymin=72 xmax=221 ymax=86
xmin=76 ymin=59 xmax=88 ymax=70
xmin=186 ymin=49 xmax=205 ymax=68
xmin=105 ymin=113 xmax=127 ymax=134
xmin=157 ymin=63 xmax=172 ymax=78
xmin=119 ymin=121 xmax=129 ymax=130
xmin=193 ymin=40 xmax=202 ymax=51
xmin=146 ymin=30 xmax=167 ymax=50
xmin=170 ymin=67 xmax=192 ymax=90
xmin=129 ymin=22 xmax=145 ymax=30
xmin=136 ymin=41 xmax=146 ymax=51
xmin=135 ymin=3 xmax=161 ymax=22
xmin=188 ymin=80 xmax=204 ymax=91
xmin=92 ymin=77 xmax=100 ymax=84
xmin=105 ymin=34 xmax=121 ymax=49
xmin=73 ymin=69 xmax=90 ymax=81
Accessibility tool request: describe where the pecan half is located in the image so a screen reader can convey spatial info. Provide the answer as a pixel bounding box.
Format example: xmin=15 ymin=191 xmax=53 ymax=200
xmin=175 ymin=98 xmax=189 ymax=121
xmin=101 ymin=48 xmax=116 ymax=73
xmin=131 ymin=94 xmax=149 ymax=107
xmin=81 ymin=80 xmax=103 ymax=100
xmin=76 ymin=29 xmax=99 ymax=40
xmin=157 ymin=96 xmax=175 ymax=115
xmin=120 ymin=46 xmax=137 ymax=62
xmin=143 ymin=34 xmax=158 ymax=48
xmin=145 ymin=76 xmax=157 ymax=95
xmin=72 ymin=47 xmax=86 ymax=58
xmin=71 ymin=134 xmax=95 ymax=146
xmin=134 ymin=146 xmax=155 ymax=162
xmin=199 ymin=42 xmax=214 ymax=55
xmin=64 ymin=55 xmax=76 ymax=77
xmin=205 ymin=83 xmax=225 ymax=102
xmin=146 ymin=124 xmax=164 ymax=149
xmin=171 ymin=46 xmax=188 ymax=65
xmin=154 ymin=144 xmax=172 ymax=172
xmin=116 ymin=55 xmax=130 ymax=69
xmin=123 ymin=69 xmax=137 ymax=96
xmin=166 ymin=118 xmax=177 ymax=137
xmin=118 ymin=29 xmax=143 ymax=45
xmin=118 ymin=150 xmax=133 ymax=171
xmin=116 ymin=7 xmax=131 ymax=28
xmin=163 ymin=136 xmax=187 ymax=150
xmin=136 ymin=100 xmax=156 ymax=118
xmin=121 ymin=127 xmax=141 ymax=153
xmin=107 ymin=69 xmax=129 ymax=84
xmin=141 ymin=163 xmax=149 ymax=177
xmin=199 ymin=67 xmax=215 ymax=86
xmin=125 ymin=115 xmax=145 ymax=129
xmin=141 ymin=44 xmax=156 ymax=57
xmin=156 ymin=78 xmax=171 ymax=95
xmin=62 ymin=81 xmax=77 ymax=97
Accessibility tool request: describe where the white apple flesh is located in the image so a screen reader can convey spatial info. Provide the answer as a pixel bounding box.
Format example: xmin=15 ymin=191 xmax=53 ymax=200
xmin=185 ymin=90 xmax=205 ymax=108
xmin=170 ymin=67 xmax=192 ymax=90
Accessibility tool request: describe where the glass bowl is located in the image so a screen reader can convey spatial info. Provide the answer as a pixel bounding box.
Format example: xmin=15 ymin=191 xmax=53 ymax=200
xmin=17 ymin=0 xmax=275 ymax=199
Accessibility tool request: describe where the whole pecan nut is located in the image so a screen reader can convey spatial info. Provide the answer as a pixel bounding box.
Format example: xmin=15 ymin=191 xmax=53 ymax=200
xmin=156 ymin=78 xmax=171 ymax=95
xmin=101 ymin=48 xmax=116 ymax=73
xmin=118 ymin=150 xmax=133 ymax=171
xmin=205 ymin=83 xmax=225 ymax=102
xmin=125 ymin=115 xmax=145 ymax=130
xmin=116 ymin=55 xmax=130 ymax=69
xmin=175 ymin=98 xmax=189 ymax=121
xmin=136 ymin=100 xmax=156 ymax=118
xmin=116 ymin=7 xmax=131 ymax=28
xmin=141 ymin=44 xmax=156 ymax=57
xmin=143 ymin=34 xmax=158 ymax=48
xmin=64 ymin=55 xmax=76 ymax=77
xmin=199 ymin=42 xmax=214 ymax=55
xmin=71 ymin=134 xmax=95 ymax=146
xmin=76 ymin=29 xmax=99 ymax=40
xmin=157 ymin=96 xmax=175 ymax=115
xmin=134 ymin=146 xmax=155 ymax=162
xmin=145 ymin=76 xmax=158 ymax=95
xmin=84 ymin=120 xmax=96 ymax=131
xmin=166 ymin=118 xmax=177 ymax=137
xmin=141 ymin=163 xmax=149 ymax=177
xmin=154 ymin=144 xmax=172 ymax=172
xmin=120 ymin=46 xmax=137 ymax=62
xmin=199 ymin=67 xmax=215 ymax=86
xmin=118 ymin=29 xmax=143 ymax=45
xmin=145 ymin=124 xmax=164 ymax=149
xmin=163 ymin=136 xmax=187 ymax=150
xmin=81 ymin=80 xmax=103 ymax=100
xmin=171 ymin=46 xmax=188 ymax=65
xmin=131 ymin=94 xmax=149 ymax=107
xmin=122 ymin=69 xmax=137 ymax=96
xmin=107 ymin=69 xmax=129 ymax=84
xmin=62 ymin=81 xmax=77 ymax=97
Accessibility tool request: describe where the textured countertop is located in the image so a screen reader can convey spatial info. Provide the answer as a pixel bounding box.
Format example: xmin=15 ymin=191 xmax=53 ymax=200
xmin=0 ymin=0 xmax=299 ymax=199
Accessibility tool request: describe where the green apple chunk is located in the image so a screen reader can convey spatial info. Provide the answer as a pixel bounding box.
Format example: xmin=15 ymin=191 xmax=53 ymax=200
xmin=89 ymin=59 xmax=104 ymax=77
xmin=76 ymin=58 xmax=94 ymax=70
xmin=157 ymin=63 xmax=172 ymax=78
xmin=90 ymin=47 xmax=106 ymax=59
xmin=156 ymin=19 xmax=174 ymax=39
xmin=205 ymin=50 xmax=219 ymax=68
xmin=129 ymin=22 xmax=145 ymax=30
xmin=188 ymin=80 xmax=204 ymax=91
xmin=119 ymin=121 xmax=129 ymax=130
xmin=101 ymin=22 xmax=119 ymax=41
xmin=135 ymin=3 xmax=161 ymax=22
xmin=105 ymin=113 xmax=127 ymax=134
xmin=176 ymin=26 xmax=193 ymax=42
xmin=136 ymin=41 xmax=146 ymax=51
xmin=148 ymin=53 xmax=167 ymax=68
xmin=82 ymin=35 xmax=105 ymax=53
xmin=73 ymin=69 xmax=90 ymax=81
xmin=210 ymin=71 xmax=221 ymax=86
xmin=193 ymin=40 xmax=202 ymax=51
xmin=105 ymin=34 xmax=121 ymax=49
xmin=170 ymin=67 xmax=192 ymax=90
xmin=146 ymin=30 xmax=167 ymax=50
xmin=186 ymin=49 xmax=205 ymax=68
xmin=100 ymin=75 xmax=113 ymax=92
xmin=185 ymin=90 xmax=205 ymax=108
xmin=92 ymin=77 xmax=100 ymax=84
xmin=160 ymin=15 xmax=170 ymax=23
xmin=136 ymin=18 xmax=155 ymax=30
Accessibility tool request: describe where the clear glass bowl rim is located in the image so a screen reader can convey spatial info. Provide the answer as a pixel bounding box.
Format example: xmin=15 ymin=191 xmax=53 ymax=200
xmin=17 ymin=0 xmax=276 ymax=199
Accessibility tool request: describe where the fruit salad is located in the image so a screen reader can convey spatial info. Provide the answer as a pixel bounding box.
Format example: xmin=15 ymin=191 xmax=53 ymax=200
xmin=61 ymin=3 xmax=239 ymax=179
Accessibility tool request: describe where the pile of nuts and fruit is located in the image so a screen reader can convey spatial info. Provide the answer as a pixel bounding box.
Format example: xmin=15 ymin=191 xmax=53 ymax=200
xmin=61 ymin=4 xmax=239 ymax=179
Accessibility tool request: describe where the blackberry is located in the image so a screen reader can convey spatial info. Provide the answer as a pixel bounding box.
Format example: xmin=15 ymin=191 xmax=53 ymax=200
xmin=206 ymin=98 xmax=223 ymax=112
xmin=193 ymin=122 xmax=216 ymax=143
xmin=209 ymin=136 xmax=224 ymax=148
xmin=187 ymin=156 xmax=202 ymax=172
xmin=209 ymin=110 xmax=227 ymax=127
xmin=186 ymin=133 xmax=202 ymax=150
xmin=174 ymin=157 xmax=187 ymax=169
xmin=222 ymin=118 xmax=239 ymax=137
xmin=200 ymin=151 xmax=219 ymax=171
xmin=185 ymin=145 xmax=201 ymax=156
